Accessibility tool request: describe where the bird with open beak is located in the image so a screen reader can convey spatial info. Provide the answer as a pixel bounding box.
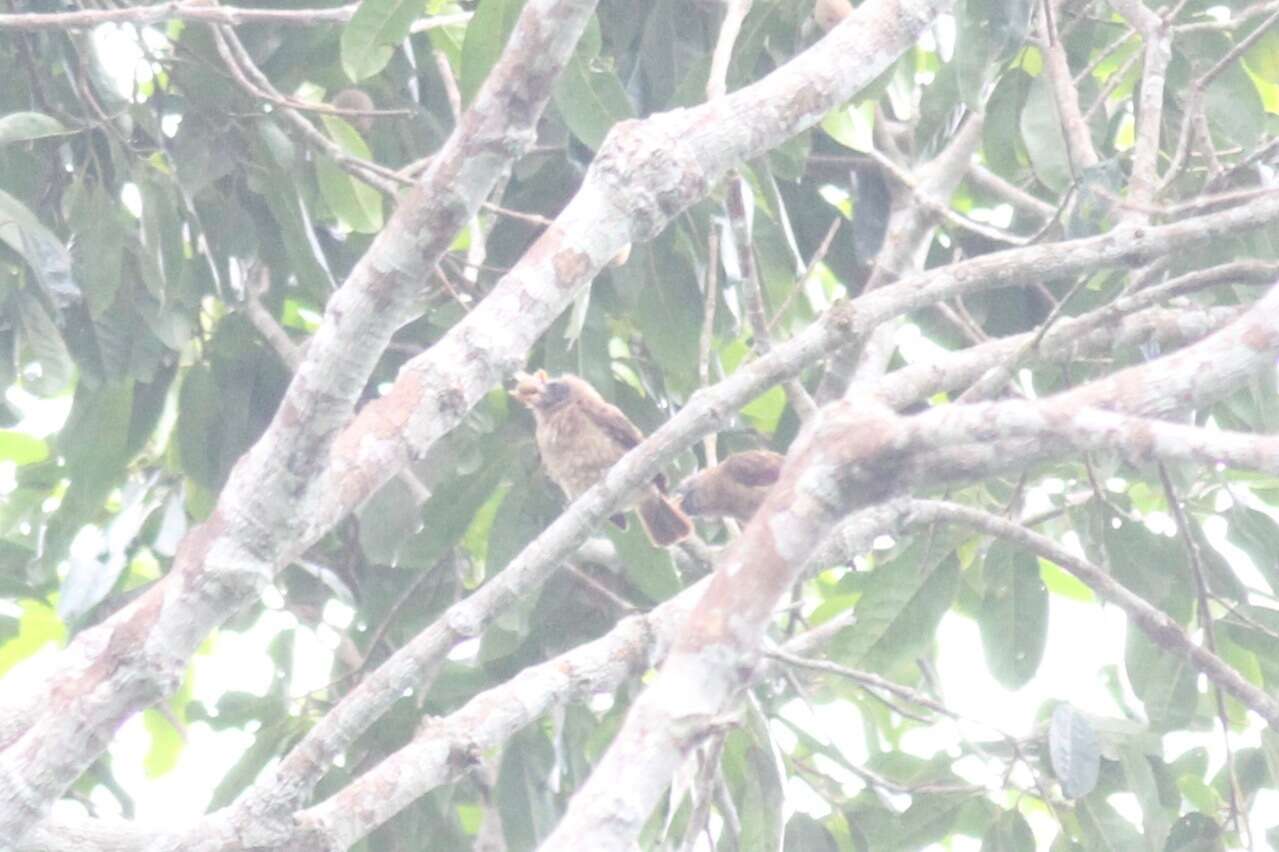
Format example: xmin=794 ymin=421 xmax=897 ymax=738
xmin=511 ymin=370 xmax=692 ymax=547
xmin=675 ymin=449 xmax=784 ymax=523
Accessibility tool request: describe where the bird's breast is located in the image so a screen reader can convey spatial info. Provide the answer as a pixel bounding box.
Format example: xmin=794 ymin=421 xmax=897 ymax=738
xmin=537 ymin=406 xmax=624 ymax=497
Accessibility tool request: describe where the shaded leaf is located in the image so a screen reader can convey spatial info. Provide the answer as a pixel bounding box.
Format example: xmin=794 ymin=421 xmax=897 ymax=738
xmin=978 ymin=539 xmax=1048 ymax=688
xmin=1049 ymin=704 xmax=1101 ymax=798
xmin=0 ymin=112 xmax=69 ymax=145
xmin=341 ymin=0 xmax=423 ymax=82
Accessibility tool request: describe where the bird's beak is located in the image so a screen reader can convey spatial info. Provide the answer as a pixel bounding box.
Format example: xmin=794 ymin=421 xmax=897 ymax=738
xmin=510 ymin=369 xmax=547 ymax=407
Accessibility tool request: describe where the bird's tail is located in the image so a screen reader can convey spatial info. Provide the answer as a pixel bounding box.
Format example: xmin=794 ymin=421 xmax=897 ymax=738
xmin=638 ymin=492 xmax=693 ymax=547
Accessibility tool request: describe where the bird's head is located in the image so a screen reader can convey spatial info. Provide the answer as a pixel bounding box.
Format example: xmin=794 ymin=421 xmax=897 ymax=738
xmin=511 ymin=370 xmax=574 ymax=412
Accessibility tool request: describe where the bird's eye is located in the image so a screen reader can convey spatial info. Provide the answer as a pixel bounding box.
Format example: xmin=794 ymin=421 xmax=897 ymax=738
xmin=542 ymin=381 xmax=570 ymax=405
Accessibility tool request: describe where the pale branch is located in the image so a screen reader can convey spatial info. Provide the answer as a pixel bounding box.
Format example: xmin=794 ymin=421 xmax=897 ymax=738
xmin=19 ymin=501 xmax=892 ymax=852
xmin=195 ymin=195 xmax=1279 ymax=841
xmin=210 ymin=27 xmax=406 ymax=196
xmin=0 ymin=4 xmax=467 ymax=30
xmin=697 ymin=223 xmax=722 ymax=466
xmin=1038 ymin=0 xmax=1100 ymax=173
xmin=861 ymin=302 xmax=1244 ymax=412
xmin=544 ymin=280 xmax=1279 ymax=848
xmin=901 ymin=499 xmax=1279 ymax=727
xmin=949 ymin=257 xmax=1277 ymax=404
xmin=726 ymin=174 xmax=818 ymax=421
xmin=967 ymin=163 xmax=1057 ymax=220
xmin=218 ymin=510 xmax=900 ymax=851
xmin=706 ymin=0 xmax=752 ymax=101
xmin=0 ymin=0 xmax=600 ymax=842
xmin=136 ymin=0 xmax=954 ymax=844
xmin=816 ymin=112 xmax=986 ymax=400
xmin=1107 ymin=0 xmax=1169 ymax=223
xmin=902 ymin=399 xmax=1279 ymax=482
xmin=8 ymin=3 xmax=1274 ymax=843
xmin=1174 ymin=0 xmax=1279 ymax=32
xmin=8 ymin=177 xmax=1276 ymax=852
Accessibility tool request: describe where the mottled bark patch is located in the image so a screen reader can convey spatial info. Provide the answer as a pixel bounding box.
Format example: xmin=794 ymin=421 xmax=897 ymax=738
xmin=1241 ymin=322 xmax=1278 ymax=353
xmin=553 ymin=245 xmax=593 ymax=290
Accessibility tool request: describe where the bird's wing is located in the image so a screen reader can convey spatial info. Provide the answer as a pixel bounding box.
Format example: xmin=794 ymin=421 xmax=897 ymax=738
xmin=579 ymin=396 xmax=645 ymax=451
xmin=723 ymin=451 xmax=784 ymax=486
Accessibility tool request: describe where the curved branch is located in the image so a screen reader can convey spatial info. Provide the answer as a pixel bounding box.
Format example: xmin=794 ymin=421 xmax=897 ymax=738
xmin=0 ymin=4 xmax=468 ymax=31
xmin=546 ymin=280 xmax=1279 ymax=847
xmin=0 ymin=0 xmax=600 ymax=841
xmin=901 ymin=499 xmax=1279 ymax=726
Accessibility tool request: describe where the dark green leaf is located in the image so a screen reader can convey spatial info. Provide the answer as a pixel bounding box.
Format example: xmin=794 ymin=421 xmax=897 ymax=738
xmin=0 ymin=112 xmax=69 ymax=145
xmin=1049 ymin=704 xmax=1100 ymax=798
xmin=978 ymin=539 xmax=1048 ymax=688
xmin=1125 ymin=622 xmax=1198 ymax=730
xmin=981 ymin=808 xmax=1035 ymax=851
xmin=832 ymin=543 xmax=961 ymax=673
xmin=460 ymin=0 xmax=527 ymax=105
xmin=340 ymin=0 xmax=424 ymax=82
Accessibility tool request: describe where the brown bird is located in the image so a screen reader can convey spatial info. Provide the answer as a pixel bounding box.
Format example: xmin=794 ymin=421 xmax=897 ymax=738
xmin=675 ymin=450 xmax=784 ymax=523
xmin=511 ymin=370 xmax=692 ymax=547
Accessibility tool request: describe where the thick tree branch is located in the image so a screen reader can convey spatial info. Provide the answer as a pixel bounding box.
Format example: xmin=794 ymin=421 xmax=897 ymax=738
xmin=191 ymin=194 xmax=1279 ymax=844
xmin=95 ymin=0 xmax=956 ymax=845
xmin=0 ymin=4 xmax=467 ymax=30
xmin=546 ymin=280 xmax=1279 ymax=847
xmin=0 ymin=0 xmax=599 ymax=841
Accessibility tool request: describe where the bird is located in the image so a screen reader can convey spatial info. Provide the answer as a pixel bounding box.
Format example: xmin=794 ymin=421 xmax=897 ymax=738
xmin=510 ymin=370 xmax=692 ymax=547
xmin=675 ymin=450 xmax=784 ymax=523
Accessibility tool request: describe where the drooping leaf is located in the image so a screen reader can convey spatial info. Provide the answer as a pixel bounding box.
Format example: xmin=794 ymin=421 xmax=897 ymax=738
xmin=341 ymin=0 xmax=425 ymax=82
xmin=978 ymin=539 xmax=1048 ymax=688
xmin=459 ymin=0 xmax=527 ymax=105
xmin=1049 ymin=704 xmax=1101 ymax=799
xmin=0 ymin=112 xmax=70 ymax=145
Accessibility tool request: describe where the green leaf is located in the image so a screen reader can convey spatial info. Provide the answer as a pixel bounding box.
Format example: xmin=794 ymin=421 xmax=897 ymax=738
xmin=0 ymin=600 xmax=65 ymax=679
xmin=606 ymin=520 xmax=680 ymax=604
xmin=722 ymin=706 xmax=786 ymax=852
xmin=1075 ymin=795 xmax=1143 ymax=849
xmin=0 ymin=430 xmax=49 ymax=465
xmin=0 ymin=188 xmax=75 ymax=305
xmin=552 ymin=49 xmax=634 ymax=150
xmin=1163 ymin=813 xmax=1224 ymax=852
xmin=1125 ymin=622 xmax=1197 ymax=730
xmin=1226 ymin=505 xmax=1279 ymax=595
xmin=1103 ymin=519 xmax=1192 ymax=621
xmin=983 ymin=69 xmax=1030 ymax=178
xmin=1049 ymin=704 xmax=1100 ymax=798
xmin=1020 ymin=74 xmax=1073 ymax=192
xmin=1039 ymin=557 xmax=1095 ymax=602
xmin=832 ymin=542 xmax=961 ymax=672
xmin=497 ymin=724 xmax=557 ymax=848
xmin=784 ymin=814 xmax=839 ymax=852
xmin=740 ymin=385 xmax=787 ymax=436
xmin=315 ymin=117 xmax=384 ymax=234
xmin=460 ymin=0 xmax=527 ymax=105
xmin=398 ymin=457 xmax=509 ymax=572
xmin=890 ymin=792 xmax=978 ymax=850
xmin=0 ymin=112 xmax=70 ymax=145
xmin=1203 ymin=58 xmax=1265 ymax=151
xmin=340 ymin=0 xmax=425 ymax=82
xmin=175 ymin=364 xmax=221 ymax=489
xmin=1244 ymin=27 xmax=1279 ymax=83
xmin=978 ymin=539 xmax=1048 ymax=688
xmin=612 ymin=236 xmax=702 ymax=393
xmin=66 ymin=180 xmax=127 ymax=318
xmin=357 ymin=476 xmax=424 ymax=566
xmin=981 ymin=808 xmax=1034 ymax=851
xmin=142 ymin=706 xmax=185 ymax=778
xmin=251 ymin=125 xmax=337 ymax=298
